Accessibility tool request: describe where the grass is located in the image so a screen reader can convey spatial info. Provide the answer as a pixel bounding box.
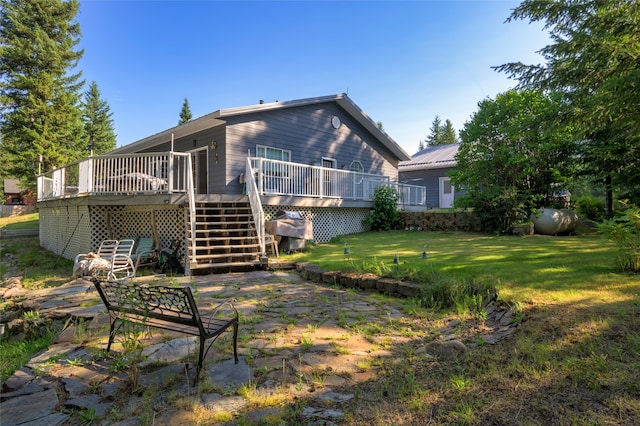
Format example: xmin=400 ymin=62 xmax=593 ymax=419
xmin=0 ymin=327 xmax=58 ymax=381
xmin=0 ymin=212 xmax=39 ymax=229
xmin=2 ymin=220 xmax=639 ymax=424
xmin=281 ymin=229 xmax=640 ymax=424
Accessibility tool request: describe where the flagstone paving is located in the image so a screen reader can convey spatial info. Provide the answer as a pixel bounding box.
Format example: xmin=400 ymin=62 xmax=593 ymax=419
xmin=1 ymin=269 xmax=519 ymax=424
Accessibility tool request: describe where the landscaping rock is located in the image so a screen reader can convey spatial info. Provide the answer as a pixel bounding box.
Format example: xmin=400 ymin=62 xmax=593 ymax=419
xmin=358 ymin=273 xmax=379 ymax=291
xmin=322 ymin=270 xmax=341 ymax=285
xmin=0 ymin=387 xmax=60 ymax=424
xmin=376 ymin=278 xmax=399 ymax=295
xmin=397 ymin=281 xmax=422 ymax=298
xmin=424 ymin=339 xmax=467 ymax=361
xmin=339 ymin=272 xmax=360 ymax=288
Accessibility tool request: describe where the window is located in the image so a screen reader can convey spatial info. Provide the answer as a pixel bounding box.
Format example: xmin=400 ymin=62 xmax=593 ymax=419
xmin=350 ymin=161 xmax=364 ymax=185
xmin=349 ymin=161 xmax=363 ymax=173
xmin=256 ymin=145 xmax=290 ymax=162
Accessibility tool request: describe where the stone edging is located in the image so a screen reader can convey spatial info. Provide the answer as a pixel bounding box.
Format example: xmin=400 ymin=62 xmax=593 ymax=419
xmin=294 ymin=262 xmax=422 ymax=298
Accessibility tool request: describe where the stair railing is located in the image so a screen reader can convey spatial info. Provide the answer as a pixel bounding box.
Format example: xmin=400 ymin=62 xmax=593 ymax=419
xmin=185 ymin=154 xmax=197 ymax=269
xmin=245 ymin=155 xmax=265 ymax=255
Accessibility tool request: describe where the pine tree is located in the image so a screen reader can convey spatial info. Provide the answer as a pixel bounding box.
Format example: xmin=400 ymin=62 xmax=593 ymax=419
xmin=441 ymin=119 xmax=459 ymax=144
xmin=425 ymin=116 xmax=442 ymax=146
xmin=0 ymin=0 xmax=85 ymax=189
xmin=82 ymin=81 xmax=116 ymax=156
xmin=179 ymin=98 xmax=192 ymax=124
xmin=425 ymin=116 xmax=458 ymax=146
xmin=418 ymin=140 xmax=425 ymax=152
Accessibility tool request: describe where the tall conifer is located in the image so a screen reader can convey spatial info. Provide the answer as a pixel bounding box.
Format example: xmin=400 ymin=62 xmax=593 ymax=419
xmin=0 ymin=0 xmax=84 ymax=189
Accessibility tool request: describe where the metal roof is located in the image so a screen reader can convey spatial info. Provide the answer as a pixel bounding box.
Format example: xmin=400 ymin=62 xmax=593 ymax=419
xmin=398 ymin=143 xmax=460 ymax=171
xmin=111 ymin=94 xmax=411 ymax=161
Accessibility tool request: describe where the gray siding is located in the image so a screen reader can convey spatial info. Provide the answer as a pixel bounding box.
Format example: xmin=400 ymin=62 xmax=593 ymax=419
xmin=224 ymin=102 xmax=399 ymax=195
xmin=139 ymin=126 xmax=227 ymax=195
xmin=400 ymin=167 xmax=462 ymax=208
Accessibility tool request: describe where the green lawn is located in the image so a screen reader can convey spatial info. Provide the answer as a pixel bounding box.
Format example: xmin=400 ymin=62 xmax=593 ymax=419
xmin=282 ymin=230 xmax=640 ymax=424
xmin=0 ymin=212 xmax=39 ymax=229
xmin=286 ymin=229 xmax=628 ymax=300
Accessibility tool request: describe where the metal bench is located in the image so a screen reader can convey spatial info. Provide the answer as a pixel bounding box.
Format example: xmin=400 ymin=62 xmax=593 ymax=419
xmin=92 ymin=278 xmax=239 ymax=385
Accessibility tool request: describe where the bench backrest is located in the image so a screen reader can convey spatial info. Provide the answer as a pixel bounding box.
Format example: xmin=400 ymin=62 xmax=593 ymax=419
xmin=93 ymin=279 xmax=203 ymax=330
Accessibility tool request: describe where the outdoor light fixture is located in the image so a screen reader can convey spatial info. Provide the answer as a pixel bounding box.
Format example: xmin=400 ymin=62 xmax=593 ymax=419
xmin=422 ymin=244 xmax=428 ymax=259
xmin=343 ymin=242 xmax=350 ymax=255
xmin=393 ymin=251 xmax=399 ymax=265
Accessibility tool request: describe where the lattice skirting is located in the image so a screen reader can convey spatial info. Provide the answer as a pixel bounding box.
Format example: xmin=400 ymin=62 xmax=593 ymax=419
xmin=39 ymin=203 xmax=371 ymax=260
xmin=263 ymin=205 xmax=370 ymax=243
xmin=39 ymin=205 xmax=186 ymax=260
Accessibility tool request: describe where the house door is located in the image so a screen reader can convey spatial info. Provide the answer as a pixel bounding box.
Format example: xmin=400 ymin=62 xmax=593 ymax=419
xmin=191 ymin=149 xmax=208 ymax=194
xmin=439 ymin=177 xmax=455 ymax=208
xmin=322 ymin=158 xmax=336 ymax=197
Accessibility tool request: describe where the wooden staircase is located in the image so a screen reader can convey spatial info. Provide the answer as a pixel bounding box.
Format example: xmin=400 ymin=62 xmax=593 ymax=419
xmin=187 ymin=199 xmax=266 ymax=274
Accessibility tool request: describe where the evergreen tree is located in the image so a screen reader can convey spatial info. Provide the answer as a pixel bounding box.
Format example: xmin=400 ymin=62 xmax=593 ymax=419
xmin=425 ymin=115 xmax=458 ymax=146
xmin=0 ymin=0 xmax=85 ymax=189
xmin=495 ymin=0 xmax=640 ymax=214
xmin=82 ymin=81 xmax=116 ymax=156
xmin=418 ymin=140 xmax=425 ymax=152
xmin=425 ymin=115 xmax=442 ymax=146
xmin=441 ymin=119 xmax=459 ymax=144
xmin=179 ymin=97 xmax=192 ymax=124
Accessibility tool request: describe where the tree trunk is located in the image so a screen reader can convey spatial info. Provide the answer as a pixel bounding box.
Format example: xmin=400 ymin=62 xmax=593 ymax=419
xmin=604 ymin=175 xmax=614 ymax=218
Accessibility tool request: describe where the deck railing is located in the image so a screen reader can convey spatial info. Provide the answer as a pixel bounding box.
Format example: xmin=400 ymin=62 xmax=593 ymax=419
xmin=37 ymin=153 xmax=426 ymax=207
xmin=37 ymin=152 xmax=190 ymax=201
xmin=249 ymin=157 xmax=426 ymax=205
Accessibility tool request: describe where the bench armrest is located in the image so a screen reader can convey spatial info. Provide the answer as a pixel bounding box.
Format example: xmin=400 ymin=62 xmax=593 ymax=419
xmin=204 ymin=298 xmax=238 ymax=329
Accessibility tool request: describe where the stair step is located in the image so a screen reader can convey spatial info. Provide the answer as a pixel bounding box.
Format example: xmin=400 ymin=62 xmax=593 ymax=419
xmin=188 ymin=199 xmax=262 ymax=271
xmin=193 ymin=252 xmax=261 ymax=261
xmin=191 ymin=221 xmax=255 ymax=226
xmin=194 ymin=214 xmax=253 ymax=219
xmin=193 ymin=244 xmax=261 ymax=252
xmin=190 ymin=260 xmax=264 ymax=270
xmin=190 ymin=236 xmax=258 ymax=242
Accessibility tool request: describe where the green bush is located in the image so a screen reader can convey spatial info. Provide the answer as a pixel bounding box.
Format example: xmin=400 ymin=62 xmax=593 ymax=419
xmin=364 ymin=185 xmax=401 ymax=231
xmin=455 ymin=187 xmax=532 ymax=234
xmin=575 ymin=195 xmax=605 ymax=222
xmin=598 ymin=202 xmax=640 ymax=272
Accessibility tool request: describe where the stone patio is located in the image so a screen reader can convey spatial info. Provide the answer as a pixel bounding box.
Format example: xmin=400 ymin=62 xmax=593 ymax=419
xmin=0 ymin=269 xmax=518 ymax=424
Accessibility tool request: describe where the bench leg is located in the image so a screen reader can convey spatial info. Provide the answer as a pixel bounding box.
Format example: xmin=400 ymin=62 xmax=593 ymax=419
xmin=195 ymin=337 xmax=206 ymax=386
xmin=233 ymin=322 xmax=239 ymax=364
xmin=107 ymin=317 xmax=119 ymax=352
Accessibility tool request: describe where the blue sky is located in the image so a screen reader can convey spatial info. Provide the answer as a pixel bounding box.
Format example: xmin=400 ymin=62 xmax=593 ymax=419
xmin=77 ymin=1 xmax=549 ymax=156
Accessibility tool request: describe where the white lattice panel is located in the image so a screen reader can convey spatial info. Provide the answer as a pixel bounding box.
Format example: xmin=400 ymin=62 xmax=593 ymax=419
xmin=39 ymin=206 xmax=92 ymax=259
xmin=263 ymin=205 xmax=369 ymax=243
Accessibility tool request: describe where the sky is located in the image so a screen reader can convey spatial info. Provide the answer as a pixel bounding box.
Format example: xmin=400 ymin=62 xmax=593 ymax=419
xmin=77 ymin=0 xmax=550 ymax=156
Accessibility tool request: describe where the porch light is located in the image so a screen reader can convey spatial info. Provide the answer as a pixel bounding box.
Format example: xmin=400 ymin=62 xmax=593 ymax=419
xmin=422 ymin=244 xmax=428 ymax=259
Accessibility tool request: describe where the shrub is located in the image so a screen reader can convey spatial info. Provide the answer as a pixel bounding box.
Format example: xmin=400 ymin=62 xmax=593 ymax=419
xmin=575 ymin=195 xmax=605 ymax=222
xmin=455 ymin=187 xmax=532 ymax=234
xmin=598 ymin=202 xmax=640 ymax=272
xmin=364 ymin=185 xmax=401 ymax=231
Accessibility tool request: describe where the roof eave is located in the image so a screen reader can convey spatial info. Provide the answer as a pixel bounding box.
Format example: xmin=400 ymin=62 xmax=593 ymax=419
xmin=111 ymin=115 xmax=226 ymax=154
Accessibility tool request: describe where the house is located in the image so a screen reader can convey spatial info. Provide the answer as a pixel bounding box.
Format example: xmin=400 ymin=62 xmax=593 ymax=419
xmin=3 ymin=178 xmax=36 ymax=206
xmin=36 ymin=93 xmax=426 ymax=274
xmin=398 ymin=143 xmax=461 ymax=209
